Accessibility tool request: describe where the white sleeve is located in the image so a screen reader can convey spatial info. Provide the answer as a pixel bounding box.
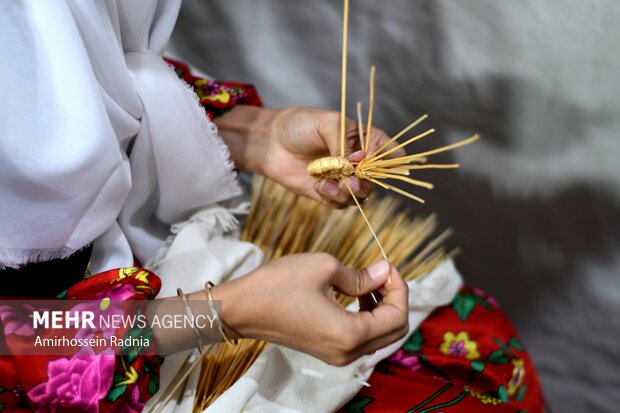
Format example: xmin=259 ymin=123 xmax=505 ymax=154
xmin=0 ymin=0 xmax=132 ymax=268
xmin=0 ymin=0 xmax=242 ymax=270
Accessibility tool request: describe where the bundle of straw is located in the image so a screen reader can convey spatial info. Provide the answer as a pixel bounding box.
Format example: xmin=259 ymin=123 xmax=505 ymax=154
xmin=192 ymin=175 xmax=456 ymax=411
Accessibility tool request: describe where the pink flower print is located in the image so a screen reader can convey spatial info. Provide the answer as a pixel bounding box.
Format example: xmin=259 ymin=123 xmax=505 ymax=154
xmin=73 ymin=283 xmax=139 ymax=341
xmin=449 ymin=340 xmax=468 ymax=357
xmin=389 ymin=349 xmax=421 ymax=371
xmin=0 ymin=303 xmax=37 ymax=336
xmin=28 ymin=348 xmax=115 ymax=413
xmin=12 ymin=384 xmax=25 ymax=398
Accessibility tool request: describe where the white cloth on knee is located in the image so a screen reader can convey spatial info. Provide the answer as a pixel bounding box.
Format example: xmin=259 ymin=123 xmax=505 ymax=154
xmin=145 ymin=206 xmax=463 ymax=413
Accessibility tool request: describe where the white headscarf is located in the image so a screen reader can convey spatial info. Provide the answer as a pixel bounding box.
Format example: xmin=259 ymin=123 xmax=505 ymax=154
xmin=0 ymin=0 xmax=241 ymax=271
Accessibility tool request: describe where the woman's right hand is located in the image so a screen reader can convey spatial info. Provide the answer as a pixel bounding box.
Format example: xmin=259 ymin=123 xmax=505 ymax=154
xmin=211 ymin=253 xmax=409 ymax=366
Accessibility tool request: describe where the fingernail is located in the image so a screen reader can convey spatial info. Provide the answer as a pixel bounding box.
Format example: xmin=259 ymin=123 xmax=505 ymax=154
xmin=347 ymin=177 xmax=361 ymax=192
xmin=320 ymin=180 xmax=340 ymax=196
xmin=366 ymin=260 xmax=390 ymax=280
xmin=348 ymin=150 xmax=367 ymax=162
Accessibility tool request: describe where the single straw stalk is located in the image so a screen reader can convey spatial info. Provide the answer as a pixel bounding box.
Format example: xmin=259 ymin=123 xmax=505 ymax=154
xmin=340 ymin=0 xmax=350 ymax=157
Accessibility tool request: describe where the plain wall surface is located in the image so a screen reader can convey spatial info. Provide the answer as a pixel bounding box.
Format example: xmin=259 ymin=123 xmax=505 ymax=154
xmin=169 ymin=1 xmax=620 ymax=411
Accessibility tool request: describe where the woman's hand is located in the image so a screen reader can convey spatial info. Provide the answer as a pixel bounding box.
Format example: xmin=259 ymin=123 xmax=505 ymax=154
xmin=211 ymin=253 xmax=409 ymax=366
xmin=215 ymin=106 xmax=404 ymax=209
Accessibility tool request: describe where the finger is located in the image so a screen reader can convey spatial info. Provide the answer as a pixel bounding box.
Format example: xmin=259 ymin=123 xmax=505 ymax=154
xmin=347 ymin=150 xmax=367 ymax=163
xmin=316 ymin=194 xmax=348 ymax=210
xmin=338 ymin=176 xmax=371 ymax=200
xmin=316 ymin=179 xmax=357 ymax=206
xmin=349 ymin=266 xmax=409 ymax=340
xmin=321 ymin=114 xmax=359 ymax=156
xmin=313 ymin=186 xmax=348 ymax=209
xmin=342 ymin=117 xmax=362 ymax=156
xmin=351 ymin=318 xmax=410 ymax=360
xmin=367 ymin=128 xmax=407 ymax=159
xmin=331 ymin=260 xmax=392 ymax=297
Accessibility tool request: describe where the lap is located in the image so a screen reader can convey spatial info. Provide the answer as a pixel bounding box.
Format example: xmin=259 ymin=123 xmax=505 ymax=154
xmin=341 ymin=287 xmax=545 ymax=413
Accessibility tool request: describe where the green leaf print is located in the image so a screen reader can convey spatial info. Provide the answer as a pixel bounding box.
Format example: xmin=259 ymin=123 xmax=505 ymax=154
xmin=105 ymin=384 xmax=127 ymax=403
xmin=343 ymin=395 xmax=374 ymax=413
xmin=452 ymin=292 xmax=476 ymax=322
xmin=403 ymin=329 xmax=423 ymax=352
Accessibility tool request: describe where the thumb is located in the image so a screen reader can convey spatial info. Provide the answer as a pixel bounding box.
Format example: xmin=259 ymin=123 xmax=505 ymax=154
xmin=332 ymin=260 xmax=391 ymax=297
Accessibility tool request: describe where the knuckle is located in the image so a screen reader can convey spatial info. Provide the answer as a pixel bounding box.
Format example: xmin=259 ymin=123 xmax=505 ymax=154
xmin=354 ymin=270 xmax=365 ymax=294
xmin=399 ymin=322 xmax=410 ymax=338
xmin=339 ymin=353 xmax=356 ymax=366
xmin=324 ymin=324 xmax=344 ymax=344
xmin=354 ymin=325 xmax=371 ymax=345
xmin=340 ymin=334 xmax=360 ymax=352
xmin=395 ymin=314 xmax=409 ymax=338
xmin=311 ymin=251 xmax=332 ymax=263
xmin=311 ymin=251 xmax=330 ymax=260
xmin=341 ymin=323 xmax=367 ymax=350
xmin=324 ymin=323 xmax=366 ymax=366
xmin=324 ymin=330 xmax=357 ymax=363
xmin=319 ymin=254 xmax=340 ymax=273
xmin=325 ymin=111 xmax=341 ymax=126
xmin=327 ymin=353 xmax=352 ymax=367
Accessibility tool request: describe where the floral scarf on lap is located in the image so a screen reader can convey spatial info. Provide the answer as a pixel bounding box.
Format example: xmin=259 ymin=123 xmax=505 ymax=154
xmin=340 ymin=287 xmax=546 ymax=413
xmin=0 ymin=268 xmax=163 ymax=412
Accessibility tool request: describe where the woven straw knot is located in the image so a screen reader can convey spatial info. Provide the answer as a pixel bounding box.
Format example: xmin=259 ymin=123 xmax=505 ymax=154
xmin=307 ymin=156 xmax=355 ymax=180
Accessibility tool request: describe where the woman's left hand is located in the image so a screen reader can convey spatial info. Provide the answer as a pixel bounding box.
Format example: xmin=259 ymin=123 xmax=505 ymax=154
xmin=215 ymin=106 xmax=404 ymax=209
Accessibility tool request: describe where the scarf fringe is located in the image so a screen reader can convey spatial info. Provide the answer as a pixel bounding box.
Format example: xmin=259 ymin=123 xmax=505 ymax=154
xmin=0 ymin=246 xmax=80 ymax=270
xmin=147 ymin=203 xmax=250 ymax=272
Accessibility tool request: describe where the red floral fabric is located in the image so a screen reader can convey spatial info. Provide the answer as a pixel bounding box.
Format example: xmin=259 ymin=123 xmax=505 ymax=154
xmin=341 ymin=287 xmax=546 ymax=413
xmin=0 ymin=268 xmax=163 ymax=413
xmin=165 ymin=57 xmax=263 ymax=120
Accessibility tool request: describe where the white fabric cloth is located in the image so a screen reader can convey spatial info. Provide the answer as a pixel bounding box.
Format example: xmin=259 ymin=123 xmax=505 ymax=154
xmin=144 ymin=209 xmax=463 ymax=413
xmin=0 ymin=0 xmax=241 ymax=270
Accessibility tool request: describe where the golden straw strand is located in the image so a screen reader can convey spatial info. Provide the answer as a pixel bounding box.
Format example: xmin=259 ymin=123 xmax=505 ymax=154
xmin=371 ymin=167 xmax=411 ymax=176
xmin=364 ymin=66 xmax=376 ymax=152
xmin=368 ymin=114 xmax=428 ymax=159
xmin=371 ymin=172 xmax=434 ymax=189
xmin=151 ymin=354 xmax=202 ymax=413
xmin=342 ymin=177 xmax=389 ymax=276
xmin=415 ymin=134 xmax=480 ymax=158
xmin=366 ymin=128 xmax=435 ymax=162
xmin=406 ymin=228 xmax=453 ymax=271
xmin=394 ymin=215 xmax=437 ymax=264
xmin=392 ymin=134 xmax=481 ymax=163
xmin=366 ymin=177 xmax=426 ymax=204
xmin=356 ymin=102 xmax=364 ymax=150
xmin=340 ymin=0 xmax=350 ymax=158
xmin=400 ymin=163 xmax=460 ymax=170
xmin=369 ymin=156 xmax=427 ymax=168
